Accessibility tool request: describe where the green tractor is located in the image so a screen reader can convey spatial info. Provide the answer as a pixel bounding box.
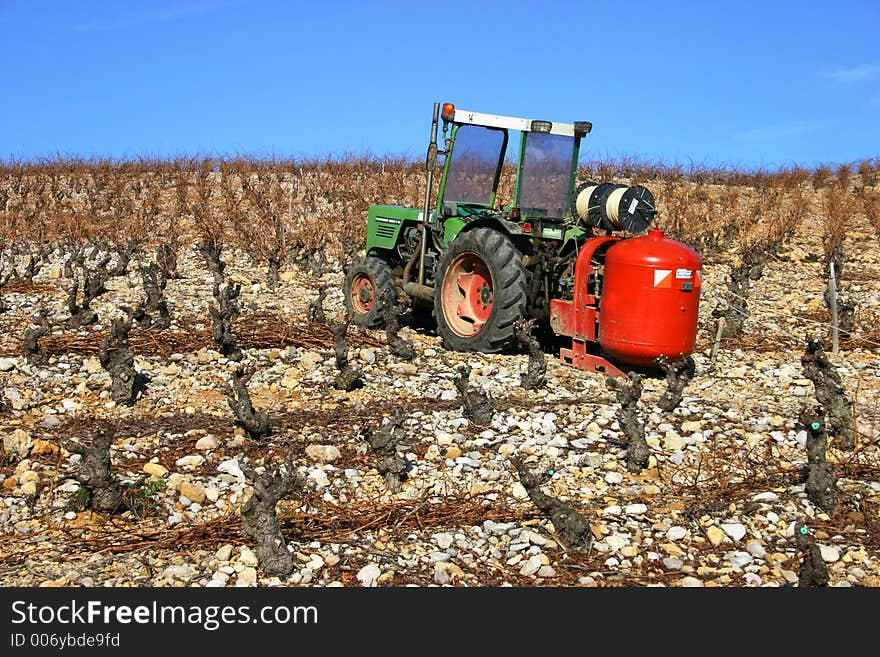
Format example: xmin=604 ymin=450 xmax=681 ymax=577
xmin=343 ymin=101 xmax=677 ymax=371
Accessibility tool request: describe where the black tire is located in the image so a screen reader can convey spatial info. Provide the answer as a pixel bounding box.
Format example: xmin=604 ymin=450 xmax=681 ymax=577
xmin=434 ymin=227 xmax=528 ymax=353
xmin=344 ymin=256 xmax=396 ymax=329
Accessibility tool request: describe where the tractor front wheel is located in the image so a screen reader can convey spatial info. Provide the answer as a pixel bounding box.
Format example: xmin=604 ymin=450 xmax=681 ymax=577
xmin=344 ymin=256 xmax=396 ymax=329
xmin=434 ymin=227 xmax=528 ymax=353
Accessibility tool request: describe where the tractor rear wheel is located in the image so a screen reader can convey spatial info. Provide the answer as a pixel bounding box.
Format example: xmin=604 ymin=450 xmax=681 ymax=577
xmin=434 ymin=227 xmax=528 ymax=353
xmin=344 ymin=256 xmax=396 ymax=329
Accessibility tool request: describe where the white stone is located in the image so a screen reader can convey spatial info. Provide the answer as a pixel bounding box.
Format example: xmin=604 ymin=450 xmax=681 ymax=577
xmin=625 ymin=503 xmax=648 ymax=516
xmin=511 ymin=482 xmax=529 ymax=500
xmin=523 ymin=530 xmax=550 ymax=547
xmin=235 ymin=567 xmax=258 ymax=587
xmin=195 ymin=435 xmax=220 ymax=450
xmin=435 ymin=431 xmax=455 ymax=446
xmin=40 ymin=413 xmax=62 ymax=428
xmin=663 ymin=431 xmax=685 ymax=451
xmin=484 ymin=520 xmax=516 ymax=534
xmin=204 ymin=485 xmax=220 ymax=502
xmin=218 ymin=459 xmax=245 ymax=479
xmin=606 ymin=533 xmax=630 ymax=551
xmin=666 ymin=525 xmax=688 ymax=541
xmin=725 ymin=551 xmax=753 ymax=568
xmin=4 ymin=429 xmax=33 ymax=458
xmin=666 ymin=526 xmax=688 ymax=541
xmin=216 ymin=545 xmax=233 ymax=562
xmin=19 ymin=470 xmax=39 ymax=485
xmin=305 ymin=444 xmax=342 ymax=463
xmin=604 ymin=472 xmax=624 ymax=484
xmin=357 ymin=564 xmax=381 ymax=587
xmin=752 ymin=492 xmax=779 ymax=503
xmin=746 ymin=540 xmax=766 ymax=558
xmin=83 ymin=356 xmax=103 ymax=374
xmin=680 ymin=576 xmax=704 ymax=587
xmin=434 ymin=562 xmax=464 ymax=585
xmin=721 ymin=523 xmax=747 ymax=542
xmin=819 ymin=545 xmax=841 ymax=563
xmin=308 ymin=468 xmax=330 ymax=489
xmin=163 ymin=565 xmax=194 ymax=580
xmin=519 ymin=555 xmax=543 ymax=576
xmin=433 ymin=532 xmax=454 ymax=549
xmin=238 ymin=546 xmax=259 ymax=567
xmin=0 ymin=358 xmax=16 ymax=372
xmin=540 ymin=419 xmax=557 ymax=435
xmin=143 ymin=462 xmax=168 ymax=478
xmin=174 ymin=454 xmax=205 ymax=468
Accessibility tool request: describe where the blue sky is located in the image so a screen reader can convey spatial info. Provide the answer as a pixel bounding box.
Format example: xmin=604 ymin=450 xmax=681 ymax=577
xmin=1 ymin=0 xmax=877 ymax=169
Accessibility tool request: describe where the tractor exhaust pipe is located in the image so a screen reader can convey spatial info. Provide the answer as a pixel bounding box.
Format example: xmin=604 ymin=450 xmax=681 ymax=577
xmin=403 ymin=101 xmax=440 ymax=303
xmin=418 ymin=102 xmax=441 ymax=287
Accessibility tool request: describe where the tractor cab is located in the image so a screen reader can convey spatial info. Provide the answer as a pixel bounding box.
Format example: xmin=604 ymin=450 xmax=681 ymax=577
xmin=434 ymin=103 xmax=592 ymax=234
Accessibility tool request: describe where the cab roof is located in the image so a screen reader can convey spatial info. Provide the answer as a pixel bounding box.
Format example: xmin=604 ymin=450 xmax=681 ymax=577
xmin=446 ymin=106 xmax=591 ymax=138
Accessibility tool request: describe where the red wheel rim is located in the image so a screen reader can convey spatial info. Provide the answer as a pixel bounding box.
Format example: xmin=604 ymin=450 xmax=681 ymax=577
xmin=440 ymin=251 xmax=493 ymax=337
xmin=350 ymin=274 xmax=374 ymax=315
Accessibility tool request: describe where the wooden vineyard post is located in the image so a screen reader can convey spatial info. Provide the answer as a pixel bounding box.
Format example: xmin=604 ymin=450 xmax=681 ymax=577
xmin=828 ymin=262 xmax=839 ymax=354
xmin=708 ymin=316 xmax=726 ymax=371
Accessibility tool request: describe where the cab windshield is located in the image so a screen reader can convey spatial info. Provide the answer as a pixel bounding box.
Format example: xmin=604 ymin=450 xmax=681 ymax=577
xmin=518 ymin=132 xmax=575 ymax=218
xmin=442 ymin=124 xmax=506 ymax=207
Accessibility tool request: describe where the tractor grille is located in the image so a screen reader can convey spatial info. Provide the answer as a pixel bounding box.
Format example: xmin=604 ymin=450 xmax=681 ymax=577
xmin=375 ymin=224 xmax=397 ymax=240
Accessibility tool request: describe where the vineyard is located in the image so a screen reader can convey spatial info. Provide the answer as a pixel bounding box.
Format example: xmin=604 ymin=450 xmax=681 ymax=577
xmin=0 ymin=155 xmax=879 ymax=588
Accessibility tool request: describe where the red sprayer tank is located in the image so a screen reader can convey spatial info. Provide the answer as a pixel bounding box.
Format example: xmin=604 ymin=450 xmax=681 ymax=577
xmin=599 ymin=229 xmax=702 ymax=366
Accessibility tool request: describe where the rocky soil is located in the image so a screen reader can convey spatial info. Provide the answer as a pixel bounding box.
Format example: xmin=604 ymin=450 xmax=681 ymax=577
xmin=0 ymin=213 xmax=878 ymax=588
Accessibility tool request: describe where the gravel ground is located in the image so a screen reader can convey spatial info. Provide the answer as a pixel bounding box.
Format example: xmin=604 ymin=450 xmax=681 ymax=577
xmin=0 ymin=212 xmax=878 ymax=588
